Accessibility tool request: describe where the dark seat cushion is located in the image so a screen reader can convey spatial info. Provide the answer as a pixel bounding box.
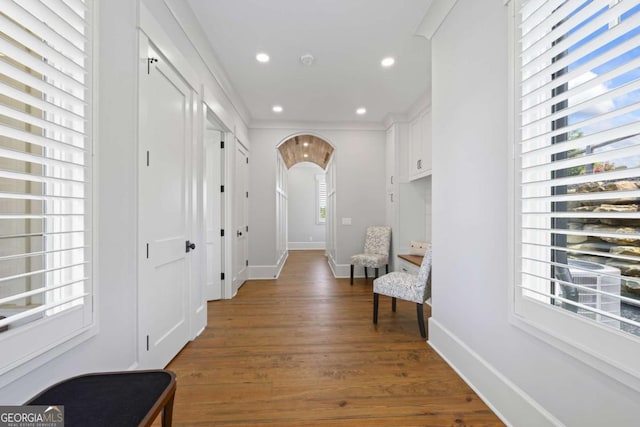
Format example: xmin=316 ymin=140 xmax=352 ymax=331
xmin=27 ymin=371 xmax=174 ymax=427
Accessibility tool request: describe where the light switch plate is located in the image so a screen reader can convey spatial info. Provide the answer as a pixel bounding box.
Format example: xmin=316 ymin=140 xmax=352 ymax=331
xmin=341 ymin=217 xmax=352 ymax=225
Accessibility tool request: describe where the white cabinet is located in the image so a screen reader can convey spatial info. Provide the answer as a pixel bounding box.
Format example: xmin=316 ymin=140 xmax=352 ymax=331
xmin=385 ymin=126 xmax=396 ymax=232
xmin=397 ymin=257 xmax=420 ymax=275
xmin=386 ymin=122 xmax=428 ymax=271
xmin=408 ymin=108 xmax=432 ymax=180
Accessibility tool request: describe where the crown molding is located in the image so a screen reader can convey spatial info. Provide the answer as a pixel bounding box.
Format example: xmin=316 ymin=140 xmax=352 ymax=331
xmin=249 ymin=120 xmax=386 ymax=132
xmin=162 ymin=0 xmax=252 ymax=127
xmin=415 ymin=0 xmax=459 ymax=40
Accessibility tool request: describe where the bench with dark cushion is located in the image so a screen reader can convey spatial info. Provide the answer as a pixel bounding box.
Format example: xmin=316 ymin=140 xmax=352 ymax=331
xmin=26 ymin=370 xmax=176 ymax=427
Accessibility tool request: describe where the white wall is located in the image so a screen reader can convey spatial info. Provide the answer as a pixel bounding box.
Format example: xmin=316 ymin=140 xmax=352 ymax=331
xmin=0 ymin=0 xmax=249 ymax=402
xmin=287 ymin=163 xmax=326 ymax=249
xmin=249 ymin=127 xmax=386 ymax=278
xmin=428 ymin=1 xmax=640 ymax=426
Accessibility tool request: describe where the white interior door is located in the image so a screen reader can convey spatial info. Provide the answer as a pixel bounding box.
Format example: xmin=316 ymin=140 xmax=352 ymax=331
xmin=232 ymin=140 xmax=249 ymax=294
xmin=205 ymin=128 xmax=223 ymax=300
xmin=139 ymin=39 xmax=191 ymax=368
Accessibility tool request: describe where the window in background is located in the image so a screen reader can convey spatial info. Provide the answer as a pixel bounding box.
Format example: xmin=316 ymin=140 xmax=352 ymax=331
xmin=316 ymin=175 xmax=326 ymax=224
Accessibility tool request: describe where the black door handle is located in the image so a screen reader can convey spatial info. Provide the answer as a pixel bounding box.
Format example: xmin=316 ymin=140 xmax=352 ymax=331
xmin=186 ymin=240 xmax=196 ymax=253
xmin=237 ymin=231 xmax=243 ymax=237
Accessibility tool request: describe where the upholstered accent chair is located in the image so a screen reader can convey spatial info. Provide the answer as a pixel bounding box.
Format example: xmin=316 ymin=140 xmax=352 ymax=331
xmin=373 ymin=244 xmax=432 ymax=338
xmin=350 ymin=226 xmax=392 ymax=285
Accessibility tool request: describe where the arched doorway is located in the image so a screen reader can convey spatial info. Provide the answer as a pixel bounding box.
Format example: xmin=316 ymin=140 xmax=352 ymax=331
xmin=275 ymin=134 xmax=336 ymax=272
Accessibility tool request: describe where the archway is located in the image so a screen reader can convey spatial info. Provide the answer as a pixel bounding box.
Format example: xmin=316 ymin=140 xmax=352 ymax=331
xmin=278 ymin=135 xmax=334 ymax=169
xmin=275 ymin=134 xmax=337 ymax=273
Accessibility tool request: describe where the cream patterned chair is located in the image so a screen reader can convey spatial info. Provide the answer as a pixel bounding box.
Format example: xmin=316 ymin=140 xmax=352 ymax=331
xmin=373 ymin=244 xmax=432 ymax=338
xmin=350 ymin=226 xmax=392 ymax=285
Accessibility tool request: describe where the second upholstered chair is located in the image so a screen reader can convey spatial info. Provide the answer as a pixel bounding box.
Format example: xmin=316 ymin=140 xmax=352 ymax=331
xmin=350 ymin=226 xmax=392 ymax=285
xmin=373 ymin=244 xmax=432 ymax=338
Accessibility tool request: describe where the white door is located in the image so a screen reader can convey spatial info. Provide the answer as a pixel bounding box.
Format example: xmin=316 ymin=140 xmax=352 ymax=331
xmin=232 ymin=141 xmax=249 ymax=294
xmin=205 ymin=129 xmax=223 ymax=300
xmin=139 ymin=41 xmax=192 ymax=368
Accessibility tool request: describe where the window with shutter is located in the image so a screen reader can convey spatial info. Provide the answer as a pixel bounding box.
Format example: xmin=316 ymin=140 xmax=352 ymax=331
xmin=0 ymin=0 xmax=94 ymax=375
xmin=316 ymin=175 xmax=326 ymax=224
xmin=514 ymin=0 xmax=640 ymax=387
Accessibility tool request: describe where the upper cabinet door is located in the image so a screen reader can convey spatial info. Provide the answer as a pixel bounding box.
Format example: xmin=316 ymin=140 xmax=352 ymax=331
xmin=421 ymin=110 xmax=432 ymax=175
xmin=409 ymin=109 xmax=432 ymax=181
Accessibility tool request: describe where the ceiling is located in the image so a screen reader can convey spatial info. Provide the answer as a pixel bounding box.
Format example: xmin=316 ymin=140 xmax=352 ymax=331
xmin=185 ymin=0 xmax=433 ymax=124
xmin=278 ymin=135 xmax=334 ymax=169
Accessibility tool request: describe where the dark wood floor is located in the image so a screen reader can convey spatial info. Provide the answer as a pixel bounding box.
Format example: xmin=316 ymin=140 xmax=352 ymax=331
xmin=162 ymin=250 xmax=503 ymax=426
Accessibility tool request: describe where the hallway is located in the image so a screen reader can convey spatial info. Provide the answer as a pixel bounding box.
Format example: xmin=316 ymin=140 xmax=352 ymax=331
xmin=163 ymin=251 xmax=503 ymax=426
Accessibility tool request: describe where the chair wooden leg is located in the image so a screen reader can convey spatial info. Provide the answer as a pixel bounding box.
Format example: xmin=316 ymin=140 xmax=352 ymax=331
xmin=392 ymin=297 xmax=396 ymax=312
xmin=417 ymin=303 xmax=426 ymax=338
xmin=374 ymin=267 xmax=379 ymax=279
xmin=364 ymin=267 xmax=368 ymax=280
xmin=373 ymin=293 xmax=379 ymax=324
xmin=385 ymin=264 xmax=389 ymax=274
xmin=350 ymin=264 xmax=354 ymax=285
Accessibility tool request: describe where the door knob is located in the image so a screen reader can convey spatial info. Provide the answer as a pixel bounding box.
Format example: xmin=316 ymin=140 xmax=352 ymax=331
xmin=237 ymin=231 xmax=243 ymax=237
xmin=186 ymin=240 xmax=196 ymax=253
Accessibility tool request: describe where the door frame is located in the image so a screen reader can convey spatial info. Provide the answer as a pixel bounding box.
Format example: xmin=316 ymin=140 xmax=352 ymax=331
xmin=232 ymin=138 xmax=249 ymax=294
xmin=202 ymin=103 xmax=232 ymax=300
xmin=137 ymin=30 xmax=206 ymax=367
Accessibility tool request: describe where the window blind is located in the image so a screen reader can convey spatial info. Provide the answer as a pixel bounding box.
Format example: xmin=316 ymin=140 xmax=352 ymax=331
xmin=0 ymin=0 xmax=92 ymax=351
xmin=317 ymin=177 xmax=326 ymax=223
xmin=518 ymin=0 xmax=640 ymax=336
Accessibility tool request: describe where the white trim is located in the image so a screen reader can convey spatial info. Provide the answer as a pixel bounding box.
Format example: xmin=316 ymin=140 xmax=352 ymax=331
xmin=248 ymin=250 xmax=289 ymax=280
xmin=139 ymin=4 xmax=199 ymax=93
xmin=332 ymin=263 xmax=387 ymax=279
xmin=161 ymin=0 xmax=251 ymax=126
xmin=288 ymin=242 xmax=326 ymax=250
xmin=0 ymin=326 xmax=97 ymax=391
xmin=276 ymin=250 xmax=288 ymax=279
xmin=0 ymin=0 xmax=98 ymax=383
xmin=248 ymin=265 xmax=279 ymax=279
xmin=508 ymin=0 xmax=640 ymax=393
xmin=383 ymin=113 xmax=408 ymax=130
xmin=250 ymin=120 xmax=386 ymax=131
xmin=510 ymin=311 xmax=640 ymax=393
xmin=407 ymin=91 xmax=431 ymax=121
xmin=415 ymin=0 xmax=459 ymax=40
xmin=428 ymin=319 xmax=563 ymax=427
xmin=328 ymin=255 xmax=339 ymax=278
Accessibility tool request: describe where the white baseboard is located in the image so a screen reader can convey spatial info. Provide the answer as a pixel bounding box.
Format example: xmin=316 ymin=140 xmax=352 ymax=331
xmin=288 ymin=241 xmax=326 ymax=250
xmin=331 ymin=263 xmax=384 ymax=278
xmin=428 ymin=318 xmax=562 ymax=427
xmin=248 ymin=265 xmax=278 ymax=280
xmin=249 ymin=252 xmax=289 ymax=280
xmin=275 ymin=251 xmax=288 ymax=279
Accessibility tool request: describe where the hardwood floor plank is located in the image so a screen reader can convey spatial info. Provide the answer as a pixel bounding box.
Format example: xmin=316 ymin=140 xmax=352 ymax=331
xmin=159 ymin=250 xmax=503 ymax=426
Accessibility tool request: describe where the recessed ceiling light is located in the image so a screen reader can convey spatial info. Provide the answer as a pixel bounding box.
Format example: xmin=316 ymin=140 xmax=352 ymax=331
xmin=356 ymin=107 xmax=367 ymax=115
xmin=303 ymin=142 xmax=309 ymax=147
xmin=256 ymin=53 xmax=270 ymax=63
xmin=381 ymin=57 xmax=395 ymax=67
xmin=272 ymin=105 xmax=283 ymax=113
xmin=303 ymin=153 xmax=309 ymax=158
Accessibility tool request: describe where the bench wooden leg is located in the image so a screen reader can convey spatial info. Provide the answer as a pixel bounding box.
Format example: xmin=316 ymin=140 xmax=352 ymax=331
xmin=162 ymin=393 xmax=175 ymax=427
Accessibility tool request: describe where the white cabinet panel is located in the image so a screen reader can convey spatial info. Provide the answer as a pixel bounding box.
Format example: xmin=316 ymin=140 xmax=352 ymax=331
xmin=408 ymin=109 xmax=432 ymax=181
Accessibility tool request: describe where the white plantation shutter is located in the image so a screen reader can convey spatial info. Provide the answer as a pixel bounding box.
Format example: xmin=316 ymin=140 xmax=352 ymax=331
xmin=0 ymin=0 xmax=93 ymax=372
xmin=517 ymin=0 xmax=640 ymax=338
xmin=318 ymin=176 xmax=327 ymax=223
